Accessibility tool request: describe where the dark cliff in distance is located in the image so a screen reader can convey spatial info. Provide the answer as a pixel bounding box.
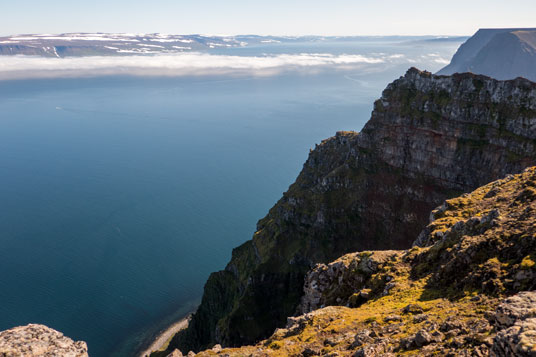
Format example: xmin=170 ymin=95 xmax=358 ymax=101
xmin=438 ymin=28 xmax=536 ymax=81
xmin=168 ymin=68 xmax=536 ymax=354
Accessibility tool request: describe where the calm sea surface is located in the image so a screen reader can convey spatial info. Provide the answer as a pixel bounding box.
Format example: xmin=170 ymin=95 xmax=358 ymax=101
xmin=0 ymin=38 xmax=463 ymax=356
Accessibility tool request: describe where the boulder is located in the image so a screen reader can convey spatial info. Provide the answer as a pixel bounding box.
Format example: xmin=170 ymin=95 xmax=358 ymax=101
xmin=0 ymin=324 xmax=88 ymax=357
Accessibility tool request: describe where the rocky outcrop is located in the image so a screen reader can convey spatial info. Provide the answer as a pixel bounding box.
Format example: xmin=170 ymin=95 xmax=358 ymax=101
xmin=0 ymin=324 xmax=88 ymax=356
xmin=494 ymin=292 xmax=536 ymax=329
xmin=166 ymin=349 xmax=184 ymax=357
xmin=299 ymin=250 xmax=401 ymax=313
xmin=168 ymin=68 xmax=536 ymax=353
xmin=492 ymin=292 xmax=536 ymax=356
xmin=191 ymin=166 xmax=536 ymax=357
xmin=438 ymin=28 xmax=536 ymax=81
xmin=493 ymin=317 xmax=536 ymax=357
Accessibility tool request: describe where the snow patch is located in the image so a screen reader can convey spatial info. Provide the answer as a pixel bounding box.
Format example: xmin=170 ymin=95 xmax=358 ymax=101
xmin=137 ymin=44 xmax=164 ymax=48
xmin=149 ymin=39 xmax=181 ymax=43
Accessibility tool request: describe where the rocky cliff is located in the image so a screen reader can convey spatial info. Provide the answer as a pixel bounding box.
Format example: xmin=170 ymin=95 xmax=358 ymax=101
xmin=438 ymin=28 xmax=536 ymax=81
xmin=0 ymin=324 xmax=88 ymax=356
xmin=193 ymin=165 xmax=536 ymax=357
xmin=168 ymin=68 xmax=536 ymax=353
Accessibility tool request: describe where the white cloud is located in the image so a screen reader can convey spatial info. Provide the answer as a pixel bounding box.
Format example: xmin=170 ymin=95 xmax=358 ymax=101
xmin=0 ymin=52 xmax=387 ymax=80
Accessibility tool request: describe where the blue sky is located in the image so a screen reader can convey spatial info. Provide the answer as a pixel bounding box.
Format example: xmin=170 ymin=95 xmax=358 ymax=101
xmin=2 ymin=0 xmax=535 ymax=36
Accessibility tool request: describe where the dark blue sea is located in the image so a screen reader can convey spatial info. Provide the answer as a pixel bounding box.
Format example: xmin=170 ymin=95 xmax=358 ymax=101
xmin=0 ymin=37 xmax=463 ymax=356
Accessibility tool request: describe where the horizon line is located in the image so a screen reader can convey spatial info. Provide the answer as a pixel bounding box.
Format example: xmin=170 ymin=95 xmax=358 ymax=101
xmin=0 ymin=31 xmax=473 ymax=38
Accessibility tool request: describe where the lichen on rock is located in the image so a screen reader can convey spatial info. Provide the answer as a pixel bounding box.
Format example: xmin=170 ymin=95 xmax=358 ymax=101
xmin=492 ymin=291 xmax=536 ymax=356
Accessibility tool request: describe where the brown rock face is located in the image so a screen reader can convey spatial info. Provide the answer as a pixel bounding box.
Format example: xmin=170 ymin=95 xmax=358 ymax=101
xmin=170 ymin=68 xmax=536 ymax=353
xmin=0 ymin=324 xmax=88 ymax=357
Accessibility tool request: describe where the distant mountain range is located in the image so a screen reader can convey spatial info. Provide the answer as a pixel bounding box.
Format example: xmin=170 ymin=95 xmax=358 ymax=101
xmin=0 ymin=33 xmax=250 ymax=57
xmin=438 ymin=28 xmax=536 ymax=81
xmin=0 ymin=33 xmax=465 ymax=57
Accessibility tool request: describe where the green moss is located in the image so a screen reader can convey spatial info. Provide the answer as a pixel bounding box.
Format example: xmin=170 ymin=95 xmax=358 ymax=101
xmin=516 ymin=187 xmax=536 ymax=203
xmin=435 ymin=89 xmax=452 ymax=107
xmin=268 ymin=341 xmax=282 ymax=350
xmin=149 ymin=351 xmax=170 ymax=357
xmin=520 ymin=255 xmax=536 ymax=269
xmin=456 ymin=137 xmax=489 ymax=150
xmin=364 ymin=316 xmax=377 ymax=324
xmin=472 ymin=78 xmax=485 ymax=91
xmin=466 ymin=123 xmax=488 ymax=138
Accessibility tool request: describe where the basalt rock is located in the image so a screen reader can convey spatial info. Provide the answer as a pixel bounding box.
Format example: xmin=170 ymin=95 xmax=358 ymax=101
xmin=169 ymin=68 xmax=536 ymax=353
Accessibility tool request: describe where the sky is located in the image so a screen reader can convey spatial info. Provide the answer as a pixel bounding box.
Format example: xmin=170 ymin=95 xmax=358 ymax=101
xmin=1 ymin=0 xmax=535 ymax=36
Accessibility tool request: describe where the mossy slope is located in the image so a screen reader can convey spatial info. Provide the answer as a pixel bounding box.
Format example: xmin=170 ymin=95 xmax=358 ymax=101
xmin=194 ymin=166 xmax=536 ymax=356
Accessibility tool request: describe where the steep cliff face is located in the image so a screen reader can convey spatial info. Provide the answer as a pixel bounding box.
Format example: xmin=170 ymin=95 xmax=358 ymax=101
xmin=170 ymin=68 xmax=536 ymax=353
xmin=195 ymin=166 xmax=536 ymax=357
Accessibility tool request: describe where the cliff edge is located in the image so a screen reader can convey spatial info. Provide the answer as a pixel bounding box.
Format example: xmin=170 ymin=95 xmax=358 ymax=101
xmin=168 ymin=68 xmax=536 ymax=353
xmin=194 ymin=165 xmax=536 ymax=356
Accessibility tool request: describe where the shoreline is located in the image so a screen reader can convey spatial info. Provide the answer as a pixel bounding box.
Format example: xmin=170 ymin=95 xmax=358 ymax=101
xmin=138 ymin=314 xmax=192 ymax=357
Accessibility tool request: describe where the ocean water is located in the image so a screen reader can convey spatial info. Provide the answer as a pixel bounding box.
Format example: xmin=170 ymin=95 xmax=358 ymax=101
xmin=0 ymin=38 xmax=463 ymax=356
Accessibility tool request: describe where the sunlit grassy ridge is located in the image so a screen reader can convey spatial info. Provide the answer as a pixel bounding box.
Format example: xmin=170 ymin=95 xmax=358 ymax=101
xmin=192 ymin=167 xmax=536 ymax=356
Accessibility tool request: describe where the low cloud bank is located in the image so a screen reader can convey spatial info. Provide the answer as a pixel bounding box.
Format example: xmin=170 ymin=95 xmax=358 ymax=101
xmin=0 ymin=52 xmax=406 ymax=80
